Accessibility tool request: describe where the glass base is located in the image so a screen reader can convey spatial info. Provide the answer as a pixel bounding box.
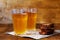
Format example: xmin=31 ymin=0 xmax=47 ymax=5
xmin=6 ymin=30 xmax=60 ymax=39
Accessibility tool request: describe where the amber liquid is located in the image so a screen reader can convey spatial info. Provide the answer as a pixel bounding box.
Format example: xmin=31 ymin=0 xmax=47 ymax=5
xmin=12 ymin=13 xmax=28 ymax=34
xmin=27 ymin=12 xmax=37 ymax=30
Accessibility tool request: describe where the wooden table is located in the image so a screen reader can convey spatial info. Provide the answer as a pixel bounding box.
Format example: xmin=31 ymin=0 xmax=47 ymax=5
xmin=0 ymin=24 xmax=60 ymax=40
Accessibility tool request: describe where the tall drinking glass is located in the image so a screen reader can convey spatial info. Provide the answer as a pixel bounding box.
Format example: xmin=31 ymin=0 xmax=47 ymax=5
xmin=12 ymin=8 xmax=28 ymax=35
xmin=27 ymin=8 xmax=37 ymax=31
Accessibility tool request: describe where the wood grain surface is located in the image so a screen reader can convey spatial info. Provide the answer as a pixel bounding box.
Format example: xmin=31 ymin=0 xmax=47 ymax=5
xmin=0 ymin=24 xmax=60 ymax=40
xmin=0 ymin=0 xmax=60 ymax=29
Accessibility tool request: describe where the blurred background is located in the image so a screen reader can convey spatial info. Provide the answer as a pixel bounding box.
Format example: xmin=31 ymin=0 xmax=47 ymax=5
xmin=0 ymin=0 xmax=60 ymax=30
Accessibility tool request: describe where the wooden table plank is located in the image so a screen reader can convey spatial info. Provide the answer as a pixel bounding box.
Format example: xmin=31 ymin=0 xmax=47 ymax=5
xmin=0 ymin=24 xmax=60 ymax=40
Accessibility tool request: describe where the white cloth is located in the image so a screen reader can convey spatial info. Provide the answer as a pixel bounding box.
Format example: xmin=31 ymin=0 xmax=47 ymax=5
xmin=6 ymin=30 xmax=60 ymax=39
